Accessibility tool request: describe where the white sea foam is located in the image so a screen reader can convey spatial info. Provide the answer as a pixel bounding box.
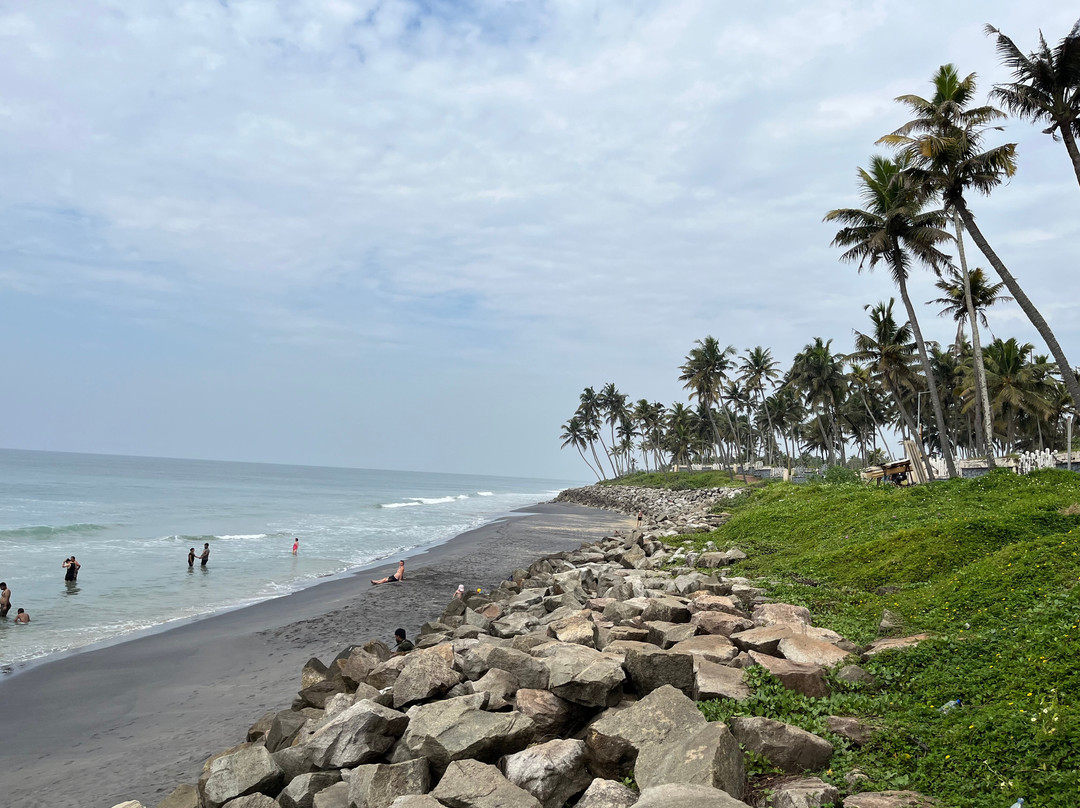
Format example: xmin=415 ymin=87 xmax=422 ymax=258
xmin=477 ymin=491 xmax=494 ymax=496
xmin=217 ymin=533 xmax=269 ymax=540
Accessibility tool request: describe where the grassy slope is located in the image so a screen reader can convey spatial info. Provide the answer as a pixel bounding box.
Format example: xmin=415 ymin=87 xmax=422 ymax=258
xmin=660 ymin=470 xmax=1079 ymax=807
xmin=601 ymin=470 xmax=747 ymax=489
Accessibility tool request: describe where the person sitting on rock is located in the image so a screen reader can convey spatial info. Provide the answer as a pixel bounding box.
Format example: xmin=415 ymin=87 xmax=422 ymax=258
xmin=371 ymin=560 xmax=405 ymax=585
xmin=392 ymin=628 xmax=414 ymax=654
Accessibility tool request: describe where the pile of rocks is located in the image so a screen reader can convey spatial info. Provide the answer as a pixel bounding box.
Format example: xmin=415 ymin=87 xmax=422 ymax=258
xmin=553 ymin=485 xmax=741 ymax=535
xmin=122 ymin=523 xmax=935 ymax=808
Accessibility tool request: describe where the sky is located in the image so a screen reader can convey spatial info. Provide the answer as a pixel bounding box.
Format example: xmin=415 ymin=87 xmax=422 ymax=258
xmin=1 ymin=1 xmax=1078 ymax=480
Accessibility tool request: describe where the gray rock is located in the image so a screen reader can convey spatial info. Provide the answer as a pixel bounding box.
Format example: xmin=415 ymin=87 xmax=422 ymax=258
xmin=387 ymin=798 xmax=442 ymax=808
xmin=336 ymin=648 xmax=382 ymax=688
xmin=623 ymin=645 xmax=695 ymax=697
xmin=636 ymin=722 xmax=744 ymax=799
xmin=277 ymin=772 xmax=342 ymax=808
xmin=644 ymin=620 xmax=698 ymax=649
xmin=729 ymin=716 xmax=833 ymax=773
xmin=541 ymin=644 xmax=625 ymax=707
xmin=366 ymin=656 xmax=409 ymax=690
xmin=749 ymin=652 xmax=830 ymax=698
xmin=841 ymin=792 xmax=937 ymax=807
xmin=777 ymin=635 xmax=851 ymax=668
xmin=835 ymin=665 xmax=878 ymax=689
xmin=154 ymin=784 xmax=199 ymax=808
xmin=472 ymin=668 xmax=518 ymax=710
xmin=312 ymin=782 xmax=350 ymax=808
xmin=395 ymin=693 xmax=535 ymax=772
xmin=694 ymin=660 xmax=752 ymax=702
xmin=294 ymin=699 xmax=409 ymax=771
xmin=771 ymin=776 xmax=841 ymax=808
xmin=827 ymin=715 xmax=874 ymax=746
xmin=392 ymin=651 xmax=463 ymax=708
xmin=220 ymin=795 xmax=279 ymax=808
xmin=634 ymin=783 xmax=751 ymax=807
xmin=246 ymin=711 xmax=276 ymax=744
xmin=430 ymin=759 xmax=542 ymax=808
xmin=575 ymin=778 xmax=639 ymax=808
xmin=302 ymin=657 xmax=331 ymax=689
xmin=487 ymin=646 xmax=550 ymax=689
xmin=514 ymin=688 xmax=579 ymax=739
xmin=751 ymin=603 xmax=812 ymax=627
xmin=348 ymin=759 xmax=431 ymax=808
xmin=640 ymin=597 xmax=691 ymax=623
xmin=500 ymin=738 xmax=591 ymax=808
xmin=584 ymin=684 xmax=707 ymax=779
xmin=669 ymin=635 xmax=738 ymax=664
xmin=201 ymin=746 xmax=284 ymax=808
xmin=691 ymin=611 xmax=754 ymax=637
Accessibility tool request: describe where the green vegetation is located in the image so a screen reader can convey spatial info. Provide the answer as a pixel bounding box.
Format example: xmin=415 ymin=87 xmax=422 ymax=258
xmin=599 ymin=470 xmax=747 ymax=490
xmin=691 ymin=470 xmax=1080 ymax=807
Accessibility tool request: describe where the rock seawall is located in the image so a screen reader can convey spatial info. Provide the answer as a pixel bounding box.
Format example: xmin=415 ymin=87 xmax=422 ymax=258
xmin=553 ymin=484 xmax=742 ymax=535
xmin=115 ymin=490 xmax=936 ymax=808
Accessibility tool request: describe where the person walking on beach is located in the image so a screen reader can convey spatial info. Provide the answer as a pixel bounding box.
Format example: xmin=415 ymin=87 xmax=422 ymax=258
xmin=637 ymin=511 xmax=643 ymax=528
xmin=199 ymin=543 xmax=210 ymax=567
xmin=292 ymin=538 xmax=299 ymax=555
xmin=371 ymin=560 xmax=404 ymax=585
xmin=63 ymin=556 xmax=81 ymax=582
xmin=14 ymin=608 xmax=29 ymax=624
xmin=188 ymin=547 xmax=196 ymax=568
xmin=392 ymin=628 xmax=414 ymax=654
xmin=0 ymin=582 xmax=10 ymax=617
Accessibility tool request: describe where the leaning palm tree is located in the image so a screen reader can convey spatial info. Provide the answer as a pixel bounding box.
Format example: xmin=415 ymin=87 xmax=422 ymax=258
xmin=880 ymin=64 xmax=1080 ymax=413
xmin=825 ymin=153 xmax=957 ymax=478
xmin=560 ymin=416 xmax=602 ymax=480
xmin=986 ymin=21 xmax=1080 ymax=187
xmin=576 ymin=387 xmax=612 ymax=479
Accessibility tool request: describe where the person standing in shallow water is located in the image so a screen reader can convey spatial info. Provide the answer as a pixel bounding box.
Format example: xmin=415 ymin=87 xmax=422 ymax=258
xmin=0 ymin=582 xmax=10 ymax=617
xmin=292 ymin=538 xmax=299 ymax=555
xmin=199 ymin=543 xmax=210 ymax=567
xmin=187 ymin=548 xmax=196 ymax=568
xmin=63 ymin=556 xmax=80 ymax=582
xmin=14 ymin=608 xmax=29 ymax=624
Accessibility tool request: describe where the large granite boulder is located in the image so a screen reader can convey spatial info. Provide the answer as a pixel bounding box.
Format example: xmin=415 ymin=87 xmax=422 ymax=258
xmin=640 ymin=596 xmax=691 ymax=623
xmin=771 ymin=776 xmax=841 ymax=808
xmin=694 ymin=661 xmax=752 ymax=702
xmin=394 ymin=693 xmax=535 ymax=772
xmin=751 ymin=603 xmax=812 ymax=627
xmin=430 ymin=759 xmax=542 ymax=808
xmin=220 ymin=795 xmax=279 ymax=808
xmin=669 ymin=635 xmax=738 ymax=664
xmin=749 ymin=652 xmax=830 ymax=698
xmin=387 ymin=797 xmax=442 ymax=808
xmin=200 ymin=746 xmax=284 ymax=808
xmin=337 ymin=648 xmax=383 ymax=688
xmin=644 ymin=620 xmax=698 ymax=649
xmin=575 ymin=778 xmax=639 ymax=808
xmin=514 ymin=688 xmax=580 ymax=739
xmin=636 ymin=721 xmax=744 ymax=799
xmin=293 ymin=699 xmax=409 ymax=771
xmin=692 ymin=611 xmax=754 ymax=637
xmin=486 ymin=647 xmax=550 ymax=690
xmin=728 ymin=716 xmax=833 ymax=773
xmin=584 ymin=684 xmax=707 ymax=779
xmin=392 ymin=652 xmax=463 ymax=708
xmin=500 ymin=738 xmax=591 ymax=808
xmin=348 ymin=759 xmax=431 ymax=808
xmin=730 ymin=625 xmax=798 ymax=655
xmin=542 ymin=644 xmax=625 ymax=708
xmin=634 ymin=783 xmax=751 ymax=807
xmin=277 ymin=772 xmax=342 ymax=808
xmin=366 ymin=656 xmax=409 ymax=690
xmin=156 ymin=784 xmax=200 ymax=808
xmin=777 ymin=635 xmax=851 ymax=668
xmin=623 ymin=645 xmax=695 ymax=697
xmin=862 ymin=635 xmax=932 ymax=658
xmin=312 ymin=782 xmax=350 ymax=808
xmin=472 ymin=668 xmax=518 ymax=710
xmin=842 ymin=792 xmax=937 ymax=807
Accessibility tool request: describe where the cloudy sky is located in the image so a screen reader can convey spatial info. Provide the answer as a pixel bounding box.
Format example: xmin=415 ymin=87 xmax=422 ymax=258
xmin=1 ymin=1 xmax=1077 ymax=480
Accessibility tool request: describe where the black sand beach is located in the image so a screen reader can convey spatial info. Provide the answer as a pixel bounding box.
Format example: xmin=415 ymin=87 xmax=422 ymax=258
xmin=0 ymin=502 xmax=632 ymax=808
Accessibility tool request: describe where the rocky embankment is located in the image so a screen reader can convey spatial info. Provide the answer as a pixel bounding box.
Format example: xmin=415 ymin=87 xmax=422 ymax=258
xmin=553 ymin=484 xmax=742 ymax=536
xmin=114 ymin=489 xmax=936 ymax=808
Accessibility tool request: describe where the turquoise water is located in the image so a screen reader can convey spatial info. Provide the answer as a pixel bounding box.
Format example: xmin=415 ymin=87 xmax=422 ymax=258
xmin=0 ymin=449 xmax=580 ymax=669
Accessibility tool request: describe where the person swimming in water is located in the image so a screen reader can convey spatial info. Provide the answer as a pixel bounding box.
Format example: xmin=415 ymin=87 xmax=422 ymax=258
xmin=14 ymin=608 xmax=29 ymax=624
xmin=371 ymin=560 xmax=404 ymax=585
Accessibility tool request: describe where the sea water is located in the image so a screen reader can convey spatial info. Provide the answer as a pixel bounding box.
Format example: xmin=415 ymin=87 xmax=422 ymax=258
xmin=0 ymin=449 xmax=581 ymax=670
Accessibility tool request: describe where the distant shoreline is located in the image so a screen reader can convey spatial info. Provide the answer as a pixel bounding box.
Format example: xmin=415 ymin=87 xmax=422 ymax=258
xmin=0 ymin=500 xmax=631 ymax=808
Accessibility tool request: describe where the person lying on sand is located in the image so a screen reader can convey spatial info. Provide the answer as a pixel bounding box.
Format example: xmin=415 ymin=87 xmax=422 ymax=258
xmin=371 ymin=560 xmax=405 ymax=585
xmin=14 ymin=607 xmax=29 ymax=624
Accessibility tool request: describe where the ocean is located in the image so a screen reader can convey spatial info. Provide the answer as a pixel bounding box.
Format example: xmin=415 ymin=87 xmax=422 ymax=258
xmin=0 ymin=449 xmax=581 ymax=671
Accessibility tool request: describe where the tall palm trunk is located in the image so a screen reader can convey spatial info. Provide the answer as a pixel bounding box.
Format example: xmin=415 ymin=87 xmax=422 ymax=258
xmin=953 ymin=210 xmax=995 ymax=468
xmin=1062 ymin=124 xmax=1080 ymax=189
xmin=895 ymin=264 xmax=955 ymax=478
xmin=956 ymin=199 xmax=1080 ymax=410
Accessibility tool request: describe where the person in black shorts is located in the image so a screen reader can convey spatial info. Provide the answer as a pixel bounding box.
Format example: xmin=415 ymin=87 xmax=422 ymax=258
xmin=199 ymin=543 xmax=210 ymax=566
xmin=188 ymin=547 xmax=196 ymax=567
xmin=63 ymin=556 xmax=81 ymax=581
xmin=371 ymin=560 xmax=404 ymax=585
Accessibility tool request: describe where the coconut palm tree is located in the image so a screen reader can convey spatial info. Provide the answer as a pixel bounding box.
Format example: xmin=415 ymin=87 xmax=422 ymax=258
xmin=576 ymin=387 xmax=612 ymax=479
xmin=665 ymin=402 xmax=698 ymax=468
xmin=979 ymin=338 xmax=1056 ymax=451
xmin=739 ymin=346 xmax=781 ymax=464
xmin=825 ymin=153 xmax=957 ymax=478
xmin=560 ymin=416 xmax=602 ymax=480
xmin=787 ymin=337 xmax=848 ymax=465
xmin=880 ymin=64 xmax=1080 ymax=413
xmin=986 ymin=21 xmax=1080 ymax=187
xmin=678 ymin=338 xmax=737 ymax=468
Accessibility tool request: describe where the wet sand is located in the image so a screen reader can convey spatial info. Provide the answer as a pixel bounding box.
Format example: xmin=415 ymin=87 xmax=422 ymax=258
xmin=0 ymin=501 xmax=631 ymax=808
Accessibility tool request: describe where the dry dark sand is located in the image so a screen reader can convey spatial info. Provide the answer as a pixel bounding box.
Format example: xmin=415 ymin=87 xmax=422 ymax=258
xmin=0 ymin=502 xmax=632 ymax=808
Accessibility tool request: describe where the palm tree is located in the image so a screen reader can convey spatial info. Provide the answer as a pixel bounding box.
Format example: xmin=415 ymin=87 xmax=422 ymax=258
xmin=880 ymin=64 xmax=1080 ymax=413
xmin=932 ymin=263 xmax=1011 ymax=465
xmin=847 ymin=361 xmax=894 ymax=459
xmin=576 ymin=387 xmax=611 ymax=479
xmin=665 ymin=402 xmax=697 ymax=468
xmin=678 ymin=338 xmax=737 ymax=468
xmin=788 ymin=337 xmax=848 ymax=465
xmin=739 ymin=346 xmax=781 ymax=464
xmin=849 ymin=299 xmax=927 ymax=464
xmin=986 ymin=21 xmax=1080 ymax=187
xmin=825 ymin=153 xmax=958 ymax=478
xmin=979 ymin=338 xmax=1056 ymax=451
xmin=560 ymin=417 xmax=601 ymax=480
xmin=598 ymin=383 xmax=629 ymax=476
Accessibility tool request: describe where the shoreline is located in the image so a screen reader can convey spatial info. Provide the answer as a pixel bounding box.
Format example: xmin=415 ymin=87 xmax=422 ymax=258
xmin=0 ymin=501 xmax=633 ymax=808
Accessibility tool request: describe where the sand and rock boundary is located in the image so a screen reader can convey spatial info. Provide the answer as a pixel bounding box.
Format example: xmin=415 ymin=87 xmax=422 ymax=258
xmin=113 ymin=486 xmax=936 ymax=808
